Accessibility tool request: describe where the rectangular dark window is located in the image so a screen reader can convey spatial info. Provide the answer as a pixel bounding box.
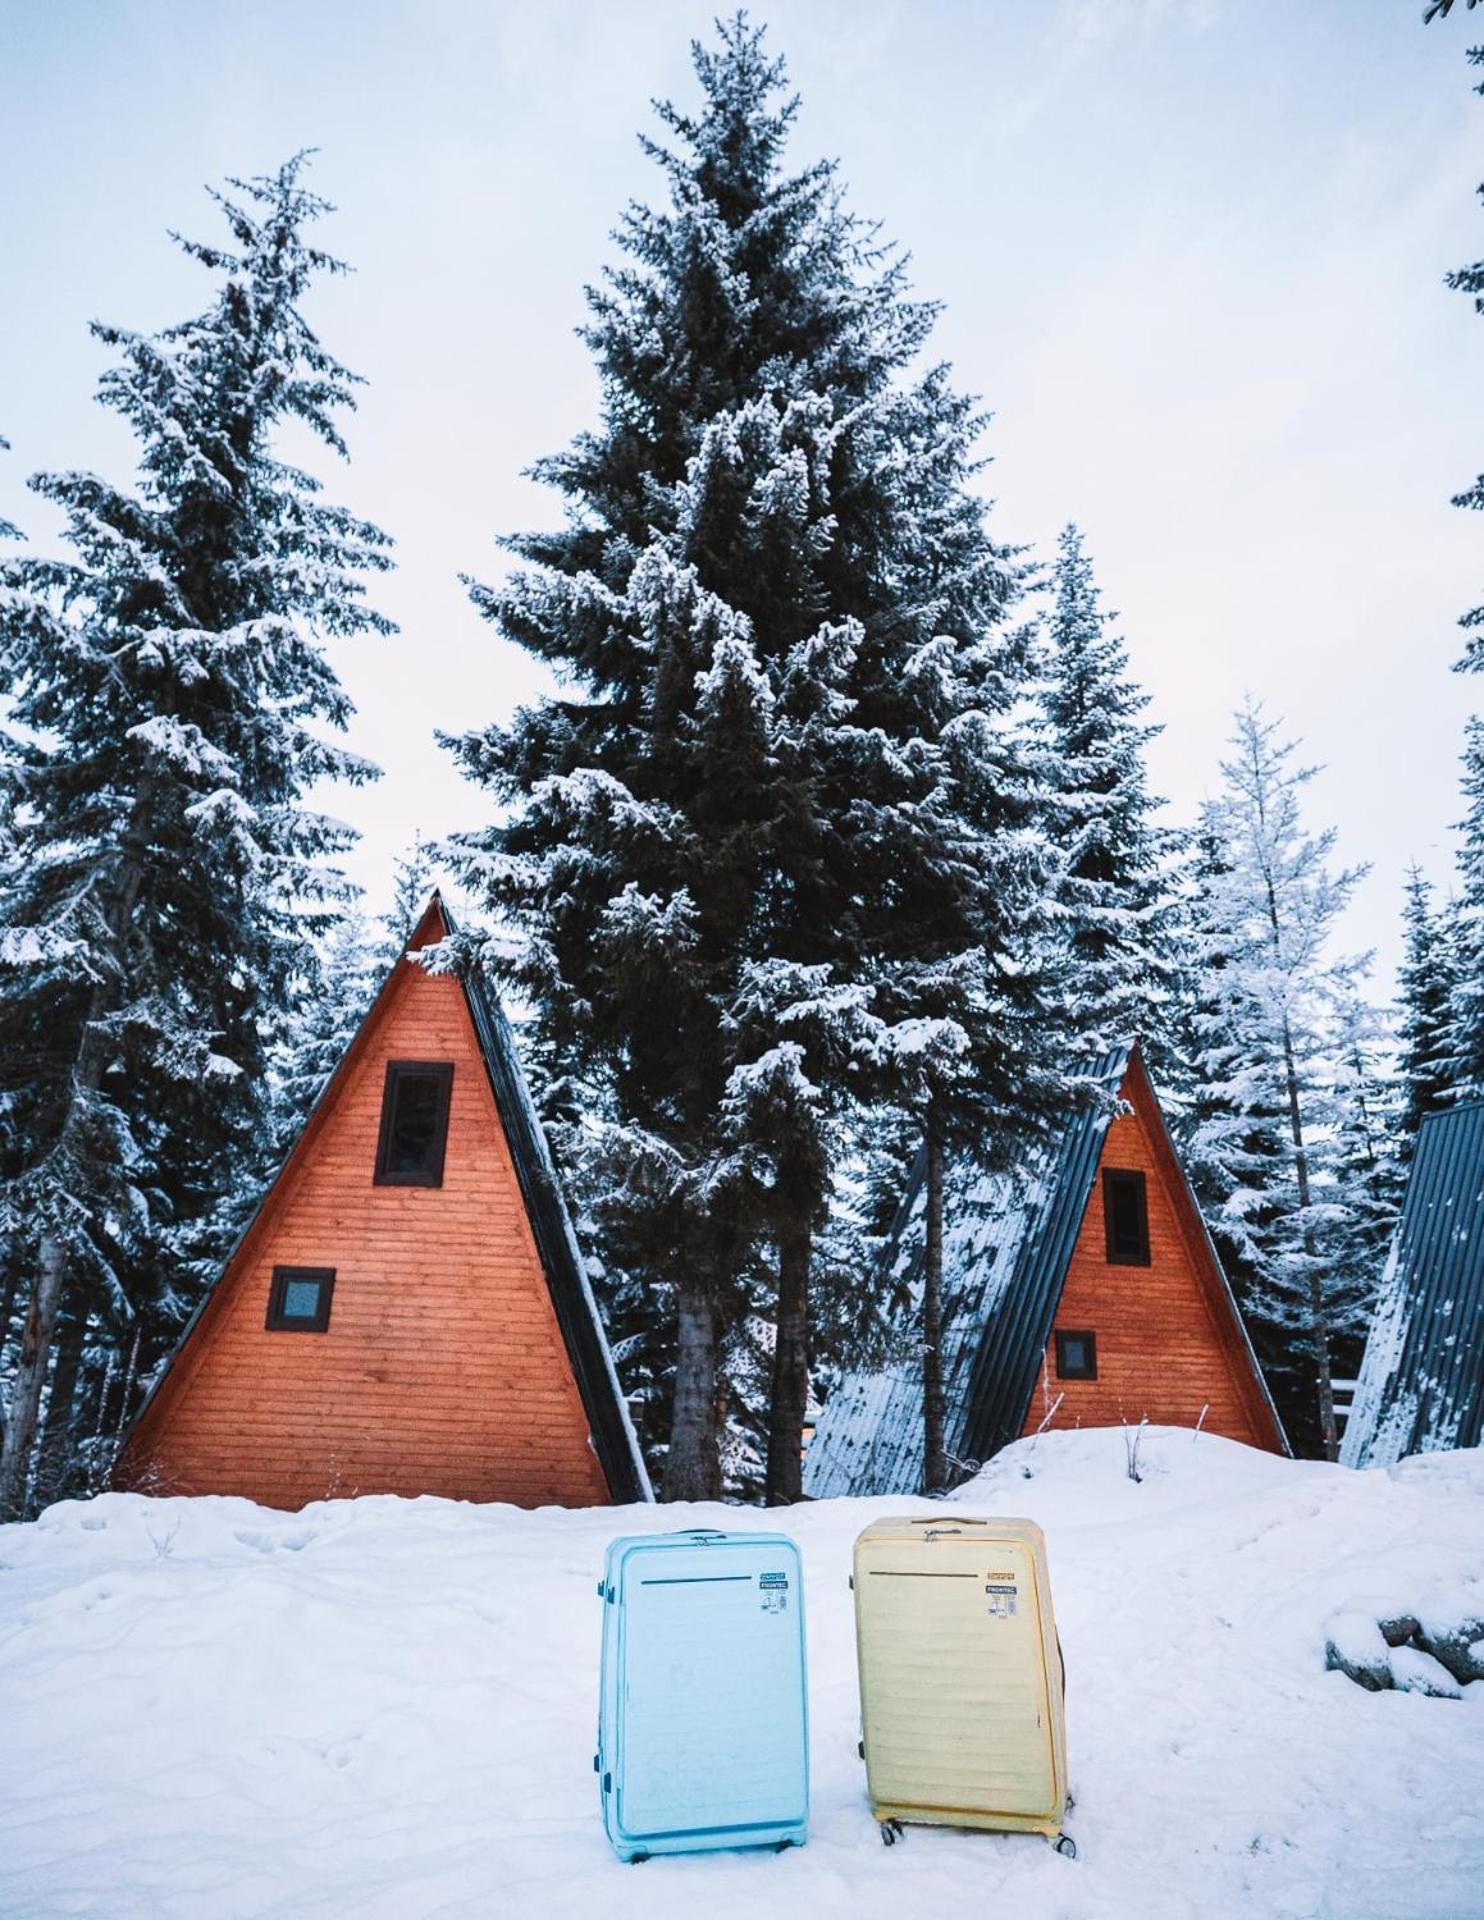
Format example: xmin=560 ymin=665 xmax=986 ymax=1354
xmin=1055 ymin=1329 xmax=1098 ymax=1381
xmin=266 ymin=1266 xmax=335 ymax=1333
xmin=374 ymin=1061 xmax=454 ymax=1187
xmin=1103 ymin=1167 xmax=1151 ymax=1265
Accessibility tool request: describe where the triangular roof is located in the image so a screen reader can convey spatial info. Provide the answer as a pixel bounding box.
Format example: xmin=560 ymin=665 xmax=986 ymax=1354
xmin=120 ymin=894 xmax=651 ymax=1505
xmin=1340 ymin=1098 xmax=1484 ymax=1469
xmin=803 ymin=1045 xmax=1285 ymax=1497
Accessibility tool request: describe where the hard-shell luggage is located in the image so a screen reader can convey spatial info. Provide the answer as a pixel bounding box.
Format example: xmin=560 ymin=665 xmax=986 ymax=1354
xmin=595 ymin=1527 xmax=809 ymax=1862
xmin=851 ymin=1515 xmax=1071 ymax=1849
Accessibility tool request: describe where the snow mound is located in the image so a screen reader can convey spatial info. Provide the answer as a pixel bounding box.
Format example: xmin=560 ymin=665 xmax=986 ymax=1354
xmin=2 ymin=1426 xmax=1483 ymax=1919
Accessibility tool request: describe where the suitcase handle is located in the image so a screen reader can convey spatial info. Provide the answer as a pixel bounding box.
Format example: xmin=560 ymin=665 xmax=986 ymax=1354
xmin=674 ymin=1528 xmax=727 ymax=1539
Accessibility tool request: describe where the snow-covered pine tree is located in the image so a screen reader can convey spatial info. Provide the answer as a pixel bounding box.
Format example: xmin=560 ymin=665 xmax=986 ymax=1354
xmin=1325 ymin=992 xmax=1402 ymax=1393
xmin=1443 ymin=48 xmax=1484 ymax=1097
xmin=1183 ymin=701 xmax=1372 ymax=1458
xmin=1037 ymin=523 xmax=1182 ymax=1074
xmin=385 ymin=834 xmax=437 ymax=962
xmin=0 ymin=154 xmax=391 ymax=1519
xmin=1396 ymin=865 xmax=1457 ymax=1138
xmin=268 ymin=906 xmax=384 ymax=1157
xmin=858 ymin=673 xmax=1071 ymax=1495
xmin=268 ymin=836 xmax=440 ymax=1161
xmin=1449 ymin=716 xmax=1484 ymax=1097
xmin=443 ymin=15 xmax=1047 ymax=1501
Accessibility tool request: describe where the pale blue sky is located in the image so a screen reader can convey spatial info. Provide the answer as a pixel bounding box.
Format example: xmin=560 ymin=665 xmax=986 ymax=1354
xmin=1 ymin=0 xmax=1479 ymax=990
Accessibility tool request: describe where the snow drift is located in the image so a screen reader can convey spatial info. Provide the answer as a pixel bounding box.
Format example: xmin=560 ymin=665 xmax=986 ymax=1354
xmin=1 ymin=1426 xmax=1481 ymax=1919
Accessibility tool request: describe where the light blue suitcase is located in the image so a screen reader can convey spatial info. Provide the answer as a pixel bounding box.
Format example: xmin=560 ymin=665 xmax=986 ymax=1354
xmin=595 ymin=1527 xmax=809 ymax=1862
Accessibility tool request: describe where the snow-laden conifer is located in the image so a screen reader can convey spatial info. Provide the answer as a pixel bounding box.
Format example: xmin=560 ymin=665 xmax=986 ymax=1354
xmin=1037 ymin=523 xmax=1182 ymax=1073
xmin=268 ymin=908 xmax=384 ymax=1157
xmin=1183 ymin=701 xmax=1369 ymax=1460
xmin=0 ymin=155 xmax=391 ymax=1518
xmin=1396 ymin=866 xmax=1457 ymax=1138
xmin=1443 ymin=49 xmax=1484 ymax=1096
xmin=443 ymin=16 xmax=1051 ymax=1500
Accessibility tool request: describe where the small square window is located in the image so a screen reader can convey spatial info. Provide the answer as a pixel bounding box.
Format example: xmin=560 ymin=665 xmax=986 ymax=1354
xmin=1055 ymin=1329 xmax=1097 ymax=1381
xmin=1103 ymin=1168 xmax=1151 ymax=1265
xmin=374 ymin=1061 xmax=454 ymax=1187
xmin=266 ymin=1266 xmax=335 ymax=1333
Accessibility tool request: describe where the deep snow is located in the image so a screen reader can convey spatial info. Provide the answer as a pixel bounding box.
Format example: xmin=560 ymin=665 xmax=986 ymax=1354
xmin=1 ymin=1426 xmax=1482 ymax=1920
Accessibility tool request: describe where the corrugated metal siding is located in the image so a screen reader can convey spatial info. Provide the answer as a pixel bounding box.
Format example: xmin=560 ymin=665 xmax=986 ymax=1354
xmin=803 ymin=1051 xmax=1126 ymax=1499
xmin=1341 ymin=1100 xmax=1484 ymax=1469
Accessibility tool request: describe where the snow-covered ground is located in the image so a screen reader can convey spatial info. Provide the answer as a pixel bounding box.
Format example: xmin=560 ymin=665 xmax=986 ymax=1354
xmin=1 ymin=1427 xmax=1481 ymax=1920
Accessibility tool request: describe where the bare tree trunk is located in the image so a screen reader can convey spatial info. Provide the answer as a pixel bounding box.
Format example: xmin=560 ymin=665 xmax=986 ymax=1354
xmin=707 ymin=1359 xmax=730 ymax=1492
xmin=0 ymin=1249 xmax=20 ymax=1352
xmin=0 ymin=1246 xmax=19 ymax=1461
xmin=1279 ymin=1014 xmax=1339 ymax=1461
xmin=666 ymin=1280 xmax=722 ymax=1501
xmin=0 ymin=787 xmax=153 ymax=1521
xmin=34 ymin=1309 xmax=87 ymax=1510
xmin=922 ymin=1113 xmax=949 ymax=1495
xmin=110 ymin=1325 xmax=142 ymax=1473
xmin=765 ymin=1216 xmax=811 ymax=1507
xmin=0 ymin=1237 xmax=72 ymax=1520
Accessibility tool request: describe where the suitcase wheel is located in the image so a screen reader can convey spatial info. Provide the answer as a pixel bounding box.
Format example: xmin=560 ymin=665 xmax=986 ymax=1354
xmin=1054 ymin=1834 xmax=1078 ymax=1860
xmin=880 ymin=1819 xmax=904 ymax=1847
xmin=857 ymin=1739 xmax=865 ymax=1761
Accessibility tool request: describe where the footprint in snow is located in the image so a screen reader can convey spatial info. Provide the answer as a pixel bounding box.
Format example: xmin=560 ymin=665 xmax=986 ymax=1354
xmin=235 ymin=1527 xmax=317 ymax=1554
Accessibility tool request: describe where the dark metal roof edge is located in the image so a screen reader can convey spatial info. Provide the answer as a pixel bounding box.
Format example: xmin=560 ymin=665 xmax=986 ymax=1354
xmin=1126 ymin=1047 xmax=1290 ymax=1457
xmin=441 ymin=900 xmax=653 ymax=1504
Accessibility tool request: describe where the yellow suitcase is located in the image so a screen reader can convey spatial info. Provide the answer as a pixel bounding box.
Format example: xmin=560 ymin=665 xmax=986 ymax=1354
xmin=851 ymin=1516 xmax=1072 ymax=1852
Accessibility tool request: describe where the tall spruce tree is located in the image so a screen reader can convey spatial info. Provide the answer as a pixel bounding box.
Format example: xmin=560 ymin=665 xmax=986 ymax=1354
xmin=268 ymin=906 xmax=384 ymax=1157
xmin=1327 ymin=991 xmax=1402 ymax=1366
xmin=1183 ymin=700 xmax=1368 ymax=1459
xmin=386 ymin=834 xmax=437 ymax=956
xmin=0 ymin=155 xmax=391 ymax=1518
xmin=1038 ymin=522 xmax=1180 ymax=1072
xmin=270 ymin=838 xmax=440 ymax=1161
xmin=443 ymin=15 xmax=1049 ymax=1500
xmin=1397 ymin=865 xmax=1456 ymax=1137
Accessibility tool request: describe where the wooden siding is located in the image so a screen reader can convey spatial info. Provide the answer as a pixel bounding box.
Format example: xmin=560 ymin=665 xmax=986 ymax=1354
xmin=1020 ymin=1069 xmax=1277 ymax=1449
xmin=116 ymin=958 xmax=611 ymax=1511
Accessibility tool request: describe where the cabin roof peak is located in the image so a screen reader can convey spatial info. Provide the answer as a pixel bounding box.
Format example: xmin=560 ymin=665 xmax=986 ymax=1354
xmin=116 ymin=893 xmax=651 ymax=1507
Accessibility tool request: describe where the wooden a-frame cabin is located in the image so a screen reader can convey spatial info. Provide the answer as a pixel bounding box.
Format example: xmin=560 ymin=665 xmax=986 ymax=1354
xmin=114 ymin=896 xmax=651 ymax=1511
xmin=804 ymin=1045 xmax=1286 ymax=1497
